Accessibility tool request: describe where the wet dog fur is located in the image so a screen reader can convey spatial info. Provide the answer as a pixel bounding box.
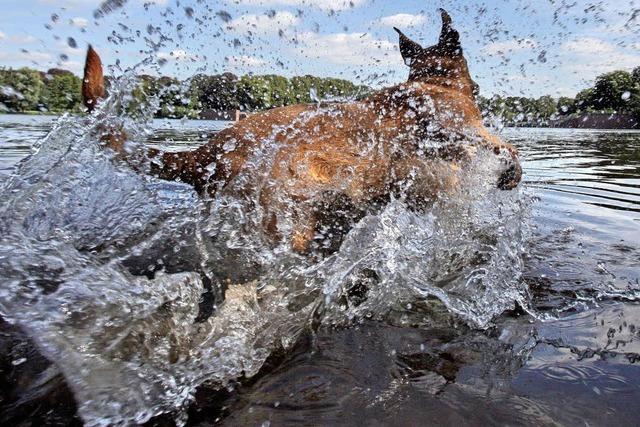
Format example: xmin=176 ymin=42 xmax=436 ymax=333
xmin=82 ymin=9 xmax=522 ymax=253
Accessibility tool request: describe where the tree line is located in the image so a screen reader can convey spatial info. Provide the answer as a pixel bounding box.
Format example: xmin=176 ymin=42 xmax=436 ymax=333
xmin=0 ymin=68 xmax=82 ymax=114
xmin=478 ymin=67 xmax=640 ymax=126
xmin=0 ymin=67 xmax=370 ymax=118
xmin=1 ymin=65 xmax=639 ymax=124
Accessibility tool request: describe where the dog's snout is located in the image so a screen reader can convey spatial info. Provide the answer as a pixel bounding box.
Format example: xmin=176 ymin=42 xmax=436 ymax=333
xmin=497 ymin=156 xmax=522 ymax=190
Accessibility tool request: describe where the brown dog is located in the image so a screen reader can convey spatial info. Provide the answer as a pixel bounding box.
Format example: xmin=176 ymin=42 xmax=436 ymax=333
xmin=82 ymin=9 xmax=521 ymax=253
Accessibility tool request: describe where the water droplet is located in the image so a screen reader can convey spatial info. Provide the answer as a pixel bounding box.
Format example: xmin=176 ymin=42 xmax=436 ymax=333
xmin=310 ymin=87 xmax=319 ymax=104
xmin=12 ymin=358 xmax=27 ymax=366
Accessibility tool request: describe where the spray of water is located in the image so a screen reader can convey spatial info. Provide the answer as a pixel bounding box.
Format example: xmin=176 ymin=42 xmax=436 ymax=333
xmin=0 ymin=71 xmax=534 ymax=425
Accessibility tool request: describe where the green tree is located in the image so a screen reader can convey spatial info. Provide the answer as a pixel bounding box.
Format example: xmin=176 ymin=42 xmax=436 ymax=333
xmin=589 ymin=70 xmax=636 ymax=112
xmin=290 ymin=75 xmax=322 ymax=104
xmin=42 ymin=71 xmax=82 ymax=112
xmin=556 ymin=96 xmax=575 ymax=115
xmin=632 ymin=66 xmax=640 ymax=84
xmin=574 ymin=88 xmax=595 ymax=111
xmin=535 ymin=95 xmax=557 ymax=120
xmin=0 ymin=68 xmax=46 ymax=112
xmin=153 ymin=76 xmax=197 ymax=118
xmin=192 ymin=73 xmax=241 ymax=111
xmin=241 ymin=75 xmax=295 ymax=110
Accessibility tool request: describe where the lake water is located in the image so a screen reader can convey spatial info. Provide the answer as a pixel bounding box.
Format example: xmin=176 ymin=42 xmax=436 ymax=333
xmin=1 ymin=114 xmax=639 ymax=426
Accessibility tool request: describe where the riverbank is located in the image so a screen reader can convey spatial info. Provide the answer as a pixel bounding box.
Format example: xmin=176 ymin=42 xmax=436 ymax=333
xmin=549 ymin=112 xmax=639 ymax=129
xmin=2 ymin=111 xmax=639 ymax=130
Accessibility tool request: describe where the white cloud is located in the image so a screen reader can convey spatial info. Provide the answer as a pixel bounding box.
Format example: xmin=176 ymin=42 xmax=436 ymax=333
xmin=563 ymin=37 xmax=615 ymax=55
xmin=483 ymin=38 xmax=537 ymax=55
xmin=296 ymin=31 xmax=397 ymax=66
xmin=52 ymin=40 xmax=83 ymax=59
xmin=492 ymin=73 xmax=577 ymax=97
xmin=236 ymin=0 xmax=366 ymax=12
xmin=0 ymin=32 xmax=39 ymax=45
xmin=561 ymin=37 xmax=640 ymax=77
xmin=228 ymin=11 xmax=299 ymax=35
xmin=157 ymin=49 xmax=198 ymax=62
xmin=376 ymin=13 xmax=426 ymax=28
xmin=70 ymin=17 xmax=89 ymax=28
xmin=57 ymin=60 xmax=84 ymax=74
xmin=0 ymin=51 xmax=53 ymax=63
xmin=61 ymin=46 xmax=83 ymax=57
xmin=0 ymin=49 xmax=83 ymax=74
xmin=226 ymin=55 xmax=266 ymax=68
xmin=14 ymin=35 xmax=39 ymax=44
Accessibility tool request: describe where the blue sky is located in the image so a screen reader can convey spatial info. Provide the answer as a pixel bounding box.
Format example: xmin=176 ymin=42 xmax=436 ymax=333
xmin=0 ymin=0 xmax=639 ymax=97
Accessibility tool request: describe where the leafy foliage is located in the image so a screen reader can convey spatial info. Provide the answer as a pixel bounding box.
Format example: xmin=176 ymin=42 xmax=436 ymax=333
xmin=0 ymin=66 xmax=369 ymax=118
xmin=1 ymin=65 xmax=638 ymax=126
xmin=144 ymin=72 xmax=368 ymax=118
xmin=478 ymin=66 xmax=640 ymax=126
xmin=42 ymin=71 xmax=83 ymax=112
xmin=0 ymin=68 xmax=47 ymax=112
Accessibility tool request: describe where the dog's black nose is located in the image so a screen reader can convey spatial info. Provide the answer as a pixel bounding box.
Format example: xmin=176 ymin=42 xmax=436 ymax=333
xmin=497 ymin=160 xmax=522 ymax=190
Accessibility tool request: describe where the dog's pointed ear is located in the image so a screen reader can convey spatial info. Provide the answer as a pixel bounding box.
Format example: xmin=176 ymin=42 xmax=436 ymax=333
xmin=394 ymin=27 xmax=423 ymax=63
xmin=437 ymin=8 xmax=462 ymax=55
xmin=82 ymin=45 xmax=105 ymax=113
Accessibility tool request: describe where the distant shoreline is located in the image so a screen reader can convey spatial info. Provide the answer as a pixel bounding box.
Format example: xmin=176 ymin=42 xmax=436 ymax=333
xmin=2 ymin=111 xmax=639 ymax=130
xmin=504 ymin=112 xmax=639 ymax=130
xmin=548 ymin=112 xmax=638 ymax=130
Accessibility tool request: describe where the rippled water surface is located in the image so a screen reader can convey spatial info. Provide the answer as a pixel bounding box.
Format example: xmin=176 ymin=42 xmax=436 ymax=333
xmin=1 ymin=114 xmax=639 ymax=426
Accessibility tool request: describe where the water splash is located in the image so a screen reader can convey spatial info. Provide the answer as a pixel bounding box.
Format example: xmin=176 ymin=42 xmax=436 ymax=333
xmin=313 ymin=161 xmax=533 ymax=328
xmin=0 ymin=73 xmax=534 ymax=425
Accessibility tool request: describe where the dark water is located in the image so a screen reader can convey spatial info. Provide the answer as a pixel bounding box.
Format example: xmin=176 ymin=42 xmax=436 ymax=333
xmin=1 ymin=114 xmax=639 ymax=426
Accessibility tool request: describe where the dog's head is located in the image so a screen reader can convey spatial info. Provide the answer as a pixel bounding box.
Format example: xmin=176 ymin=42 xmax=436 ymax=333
xmin=394 ymin=9 xmax=521 ymax=191
xmin=394 ymin=9 xmax=474 ymax=93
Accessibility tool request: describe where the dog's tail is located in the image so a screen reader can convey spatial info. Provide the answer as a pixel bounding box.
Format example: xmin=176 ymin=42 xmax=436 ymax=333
xmin=79 ymin=45 xmax=216 ymax=193
xmin=81 ymin=45 xmax=129 ymax=155
xmin=82 ymin=45 xmax=105 ymax=113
